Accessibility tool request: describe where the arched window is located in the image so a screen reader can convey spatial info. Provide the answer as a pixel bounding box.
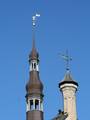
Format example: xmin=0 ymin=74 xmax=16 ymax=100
xmin=35 ymin=99 xmax=39 ymax=110
xmin=34 ymin=63 xmax=36 ymax=69
xmin=30 ymin=100 xmax=33 ymax=110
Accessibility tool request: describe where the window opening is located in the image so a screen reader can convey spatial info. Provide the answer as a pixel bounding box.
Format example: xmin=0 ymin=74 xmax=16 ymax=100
xmin=35 ymin=99 xmax=39 ymax=110
xmin=32 ymin=63 xmax=33 ymax=69
xmin=30 ymin=100 xmax=33 ymax=110
xmin=34 ymin=63 xmax=36 ymax=69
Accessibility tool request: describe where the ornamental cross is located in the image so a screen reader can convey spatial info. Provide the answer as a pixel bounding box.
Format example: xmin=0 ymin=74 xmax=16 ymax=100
xmin=60 ymin=50 xmax=72 ymax=71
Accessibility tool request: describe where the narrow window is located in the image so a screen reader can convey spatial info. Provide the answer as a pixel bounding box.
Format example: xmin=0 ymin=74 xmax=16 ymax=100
xmin=40 ymin=100 xmax=43 ymax=111
xmin=32 ymin=63 xmax=33 ymax=69
xmin=35 ymin=99 xmax=39 ymax=110
xmin=34 ymin=63 xmax=36 ymax=69
xmin=30 ymin=100 xmax=33 ymax=110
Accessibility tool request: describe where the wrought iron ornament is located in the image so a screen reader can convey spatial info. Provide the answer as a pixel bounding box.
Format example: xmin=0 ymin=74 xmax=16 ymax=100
xmin=60 ymin=50 xmax=72 ymax=71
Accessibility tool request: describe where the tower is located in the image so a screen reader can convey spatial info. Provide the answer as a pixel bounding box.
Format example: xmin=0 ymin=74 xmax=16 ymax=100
xmin=25 ymin=39 xmax=44 ymax=120
xmin=59 ymin=53 xmax=78 ymax=120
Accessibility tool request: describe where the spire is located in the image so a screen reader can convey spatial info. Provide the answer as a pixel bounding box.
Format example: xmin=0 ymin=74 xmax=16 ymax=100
xmin=26 ymin=12 xmax=43 ymax=95
xmin=26 ymin=13 xmax=44 ymax=120
xmin=28 ymin=13 xmax=40 ymax=62
xmin=32 ymin=37 xmax=35 ymax=50
xmin=29 ymin=39 xmax=39 ymax=62
xmin=26 ymin=38 xmax=43 ymax=94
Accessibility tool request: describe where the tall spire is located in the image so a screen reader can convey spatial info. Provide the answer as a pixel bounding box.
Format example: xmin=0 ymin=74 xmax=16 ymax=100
xmin=32 ymin=38 xmax=35 ymax=50
xmin=26 ymin=14 xmax=44 ymax=120
xmin=29 ymin=38 xmax=39 ymax=62
xmin=28 ymin=13 xmax=40 ymax=63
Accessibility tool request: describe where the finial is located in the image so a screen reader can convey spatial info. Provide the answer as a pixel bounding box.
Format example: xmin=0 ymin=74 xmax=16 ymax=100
xmin=59 ymin=50 xmax=72 ymax=72
xmin=32 ymin=13 xmax=40 ymax=47
xmin=32 ymin=13 xmax=40 ymax=28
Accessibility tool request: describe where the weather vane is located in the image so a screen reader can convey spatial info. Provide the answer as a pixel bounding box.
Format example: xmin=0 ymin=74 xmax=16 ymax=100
xmin=32 ymin=13 xmax=40 ymax=27
xmin=59 ymin=50 xmax=72 ymax=71
xmin=32 ymin=13 xmax=40 ymax=39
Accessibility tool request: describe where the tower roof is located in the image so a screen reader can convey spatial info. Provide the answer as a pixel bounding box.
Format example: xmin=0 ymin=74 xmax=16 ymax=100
xmin=26 ymin=71 xmax=43 ymax=95
xmin=29 ymin=39 xmax=39 ymax=62
xmin=26 ymin=38 xmax=43 ymax=96
xmin=59 ymin=71 xmax=78 ymax=87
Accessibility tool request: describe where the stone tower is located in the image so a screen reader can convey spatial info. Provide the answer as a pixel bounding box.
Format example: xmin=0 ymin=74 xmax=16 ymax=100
xmin=25 ymin=39 xmax=44 ymax=120
xmin=59 ymin=70 xmax=78 ymax=120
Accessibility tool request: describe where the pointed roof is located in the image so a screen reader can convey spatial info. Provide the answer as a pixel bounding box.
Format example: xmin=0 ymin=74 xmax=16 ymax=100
xmin=63 ymin=71 xmax=73 ymax=81
xmin=59 ymin=71 xmax=78 ymax=87
xmin=29 ymin=39 xmax=39 ymax=62
xmin=26 ymin=38 xmax=43 ymax=96
xmin=26 ymin=71 xmax=43 ymax=95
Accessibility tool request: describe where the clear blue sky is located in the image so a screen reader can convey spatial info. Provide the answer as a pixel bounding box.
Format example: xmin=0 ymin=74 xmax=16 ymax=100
xmin=0 ymin=0 xmax=90 ymax=119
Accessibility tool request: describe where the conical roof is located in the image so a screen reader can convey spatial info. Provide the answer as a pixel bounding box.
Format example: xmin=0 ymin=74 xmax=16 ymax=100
xmin=59 ymin=71 xmax=78 ymax=87
xmin=63 ymin=72 xmax=74 ymax=81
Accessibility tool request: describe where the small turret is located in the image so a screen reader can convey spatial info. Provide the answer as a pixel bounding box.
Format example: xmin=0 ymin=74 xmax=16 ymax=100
xmin=59 ymin=51 xmax=78 ymax=120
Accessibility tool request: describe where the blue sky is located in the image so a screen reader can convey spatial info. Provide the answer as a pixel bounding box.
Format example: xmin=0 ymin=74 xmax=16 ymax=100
xmin=0 ymin=0 xmax=90 ymax=119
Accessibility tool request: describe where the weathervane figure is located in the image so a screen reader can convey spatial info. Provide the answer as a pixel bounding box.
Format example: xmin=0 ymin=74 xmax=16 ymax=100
xmin=32 ymin=13 xmax=40 ymax=27
xmin=32 ymin=13 xmax=40 ymax=39
xmin=60 ymin=50 xmax=72 ymax=71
